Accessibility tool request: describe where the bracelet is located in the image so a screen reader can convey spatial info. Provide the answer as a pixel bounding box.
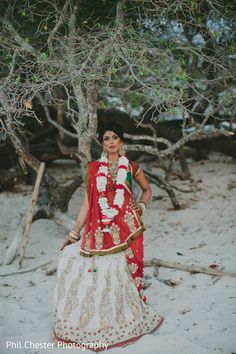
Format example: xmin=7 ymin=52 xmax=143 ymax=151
xmin=68 ymin=231 xmax=81 ymax=239
xmin=72 ymin=224 xmax=82 ymax=230
xmin=67 ymin=231 xmax=81 ymax=241
xmin=138 ymin=202 xmax=146 ymax=213
xmin=68 ymin=233 xmax=79 ymax=240
xmin=66 ymin=235 xmax=77 ymax=243
xmin=71 ymin=226 xmax=82 ymax=233
xmin=69 ymin=230 xmax=80 ymax=238
xmin=139 ymin=200 xmax=147 ymax=207
xmin=138 ymin=201 xmax=146 ymax=210
xmin=67 ymin=224 xmax=82 ymax=240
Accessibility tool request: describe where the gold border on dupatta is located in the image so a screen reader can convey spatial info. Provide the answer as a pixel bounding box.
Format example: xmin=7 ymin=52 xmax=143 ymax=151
xmin=80 ymin=224 xmax=145 ymax=257
xmin=85 ymin=161 xmax=90 ymax=197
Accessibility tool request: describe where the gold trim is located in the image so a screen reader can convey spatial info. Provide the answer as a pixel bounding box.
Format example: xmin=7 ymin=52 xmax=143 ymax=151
xmin=134 ymin=167 xmax=142 ymax=178
xmin=85 ymin=161 xmax=90 ymax=198
xmin=129 ymin=195 xmax=146 ymax=231
xmin=80 ymin=225 xmax=145 ymax=257
xmin=123 ymin=181 xmax=131 ymax=194
xmin=133 ymin=207 xmax=146 ymax=230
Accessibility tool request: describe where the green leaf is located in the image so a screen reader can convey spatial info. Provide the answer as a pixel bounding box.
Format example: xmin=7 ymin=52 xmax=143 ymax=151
xmin=40 ymin=52 xmax=49 ymax=61
xmin=100 ymin=101 xmax=107 ymax=109
xmin=20 ymin=11 xmax=27 ymax=17
xmin=15 ymin=76 xmax=20 ymax=85
xmin=31 ymin=75 xmax=39 ymax=83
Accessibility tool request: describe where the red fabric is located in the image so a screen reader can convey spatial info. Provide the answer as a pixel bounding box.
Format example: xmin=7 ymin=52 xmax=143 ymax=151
xmin=129 ymin=160 xmax=142 ymax=178
xmin=81 ymin=160 xmax=143 ymax=253
xmin=126 ymin=233 xmax=148 ymax=303
xmin=80 ymin=160 xmax=147 ymax=303
xmin=126 ymin=160 xmax=147 ymax=302
xmin=129 ymin=160 xmax=138 ymax=174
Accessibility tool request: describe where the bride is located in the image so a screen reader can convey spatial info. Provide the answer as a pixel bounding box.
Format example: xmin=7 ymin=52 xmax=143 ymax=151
xmin=52 ymin=122 xmax=164 ymax=351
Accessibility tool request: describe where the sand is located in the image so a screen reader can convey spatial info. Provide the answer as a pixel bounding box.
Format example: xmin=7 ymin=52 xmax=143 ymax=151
xmin=0 ymin=152 xmax=236 ymax=354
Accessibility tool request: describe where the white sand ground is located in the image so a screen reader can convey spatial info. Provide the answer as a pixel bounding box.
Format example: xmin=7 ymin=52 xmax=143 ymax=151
xmin=0 ymin=152 xmax=236 ymax=354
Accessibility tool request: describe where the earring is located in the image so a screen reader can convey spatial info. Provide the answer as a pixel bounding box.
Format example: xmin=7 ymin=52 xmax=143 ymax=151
xmin=119 ymin=144 xmax=126 ymax=156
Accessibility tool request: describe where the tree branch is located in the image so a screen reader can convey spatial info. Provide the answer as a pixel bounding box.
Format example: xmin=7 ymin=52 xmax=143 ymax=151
xmin=0 ymin=18 xmax=37 ymax=55
xmin=116 ymin=0 xmax=126 ymax=32
xmin=127 ymin=128 xmax=234 ymax=158
xmin=47 ymin=0 xmax=71 ymax=54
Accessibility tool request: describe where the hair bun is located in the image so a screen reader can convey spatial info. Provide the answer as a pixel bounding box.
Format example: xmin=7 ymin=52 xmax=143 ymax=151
xmin=98 ymin=122 xmax=124 ymax=143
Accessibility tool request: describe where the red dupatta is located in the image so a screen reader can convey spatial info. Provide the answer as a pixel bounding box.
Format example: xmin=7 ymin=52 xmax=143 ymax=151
xmin=80 ymin=159 xmax=148 ymax=303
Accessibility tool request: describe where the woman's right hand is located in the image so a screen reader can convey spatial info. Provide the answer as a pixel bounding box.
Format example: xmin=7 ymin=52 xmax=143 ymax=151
xmin=60 ymin=238 xmax=73 ymax=251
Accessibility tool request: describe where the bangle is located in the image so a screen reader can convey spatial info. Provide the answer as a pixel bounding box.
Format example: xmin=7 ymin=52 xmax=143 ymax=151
xmin=138 ymin=201 xmax=146 ymax=209
xmin=139 ymin=200 xmax=147 ymax=207
xmin=68 ymin=231 xmax=81 ymax=239
xmin=68 ymin=224 xmax=82 ymax=240
xmin=68 ymin=234 xmax=79 ymax=240
xmin=69 ymin=230 xmax=80 ymax=238
xmin=67 ymin=231 xmax=81 ymax=241
xmin=66 ymin=235 xmax=77 ymax=243
xmin=71 ymin=226 xmax=82 ymax=233
xmin=73 ymin=224 xmax=82 ymax=229
xmin=138 ymin=202 xmax=146 ymax=213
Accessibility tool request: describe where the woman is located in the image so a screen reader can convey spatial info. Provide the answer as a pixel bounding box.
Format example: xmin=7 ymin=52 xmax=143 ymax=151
xmin=52 ymin=122 xmax=164 ymax=351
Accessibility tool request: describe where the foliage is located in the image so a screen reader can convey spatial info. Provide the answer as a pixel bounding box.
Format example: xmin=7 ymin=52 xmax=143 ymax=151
xmin=0 ymin=0 xmax=235 ymax=159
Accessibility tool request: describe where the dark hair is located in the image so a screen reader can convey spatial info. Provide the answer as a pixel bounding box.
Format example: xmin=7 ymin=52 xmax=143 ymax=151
xmin=98 ymin=122 xmax=124 ymax=143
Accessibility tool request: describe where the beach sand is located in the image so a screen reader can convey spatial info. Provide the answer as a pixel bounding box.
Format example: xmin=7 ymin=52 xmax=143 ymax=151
xmin=0 ymin=152 xmax=236 ymax=354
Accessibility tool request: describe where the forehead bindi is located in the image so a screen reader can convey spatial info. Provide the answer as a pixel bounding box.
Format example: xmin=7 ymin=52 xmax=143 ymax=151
xmin=103 ymin=131 xmax=119 ymax=139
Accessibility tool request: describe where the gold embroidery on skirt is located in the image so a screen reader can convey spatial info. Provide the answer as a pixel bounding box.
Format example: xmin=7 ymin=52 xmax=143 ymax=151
xmin=95 ymin=227 xmax=104 ymax=250
xmin=128 ymin=262 xmax=138 ymax=274
xmin=57 ymin=256 xmax=76 ymax=305
xmin=125 ymin=247 xmax=134 ymax=258
xmin=79 ymin=257 xmax=98 ymax=328
xmin=115 ymin=264 xmax=125 ymax=324
xmin=124 ymin=211 xmax=136 ymax=233
xmin=125 ymin=279 xmax=142 ymax=319
xmin=85 ymin=231 xmax=92 ymax=251
xmin=134 ymin=276 xmax=142 ymax=288
xmin=63 ymin=265 xmax=85 ymax=317
xmin=110 ymin=223 xmax=121 ymax=245
xmin=99 ymin=269 xmax=112 ymax=328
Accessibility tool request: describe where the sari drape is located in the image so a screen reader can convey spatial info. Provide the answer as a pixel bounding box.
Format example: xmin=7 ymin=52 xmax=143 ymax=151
xmin=80 ymin=159 xmax=147 ymax=303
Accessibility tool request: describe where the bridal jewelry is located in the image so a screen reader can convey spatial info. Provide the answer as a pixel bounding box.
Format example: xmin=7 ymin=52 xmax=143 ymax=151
xmin=108 ymin=159 xmax=119 ymax=181
xmin=118 ymin=144 xmax=126 ymax=156
xmin=138 ymin=201 xmax=146 ymax=214
xmin=96 ymin=155 xmax=129 ymax=231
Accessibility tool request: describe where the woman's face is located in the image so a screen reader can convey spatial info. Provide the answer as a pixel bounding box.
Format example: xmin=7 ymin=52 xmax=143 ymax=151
xmin=102 ymin=130 xmax=123 ymax=155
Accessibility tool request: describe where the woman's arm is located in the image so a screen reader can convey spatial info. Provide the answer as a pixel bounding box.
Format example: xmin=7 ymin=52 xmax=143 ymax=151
xmin=73 ymin=190 xmax=89 ymax=229
xmin=130 ymin=169 xmax=152 ymax=215
xmin=60 ymin=190 xmax=89 ymax=250
xmin=133 ymin=170 xmax=152 ymax=205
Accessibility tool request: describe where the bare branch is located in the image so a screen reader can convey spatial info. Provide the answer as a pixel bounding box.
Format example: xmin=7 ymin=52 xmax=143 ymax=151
xmin=47 ymin=0 xmax=71 ymax=53
xmin=116 ymin=0 xmax=126 ymax=32
xmin=127 ymin=128 xmax=234 ymax=158
xmin=37 ymin=93 xmax=77 ymax=138
xmin=0 ymin=18 xmax=37 ymax=55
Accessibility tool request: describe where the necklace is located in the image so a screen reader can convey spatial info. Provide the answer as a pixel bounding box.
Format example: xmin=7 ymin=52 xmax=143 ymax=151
xmin=108 ymin=159 xmax=119 ymax=180
xmin=96 ymin=155 xmax=129 ymax=231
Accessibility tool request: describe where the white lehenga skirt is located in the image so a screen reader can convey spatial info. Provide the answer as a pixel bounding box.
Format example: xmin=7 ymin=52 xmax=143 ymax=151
xmin=52 ymin=241 xmax=164 ymax=351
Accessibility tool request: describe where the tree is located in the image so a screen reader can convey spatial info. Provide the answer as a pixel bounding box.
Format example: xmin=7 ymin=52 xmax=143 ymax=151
xmin=0 ymin=0 xmax=235 ymax=207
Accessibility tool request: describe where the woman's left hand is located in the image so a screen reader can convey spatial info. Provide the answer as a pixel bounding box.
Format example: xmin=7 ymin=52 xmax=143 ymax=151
xmin=130 ymin=200 xmax=142 ymax=215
